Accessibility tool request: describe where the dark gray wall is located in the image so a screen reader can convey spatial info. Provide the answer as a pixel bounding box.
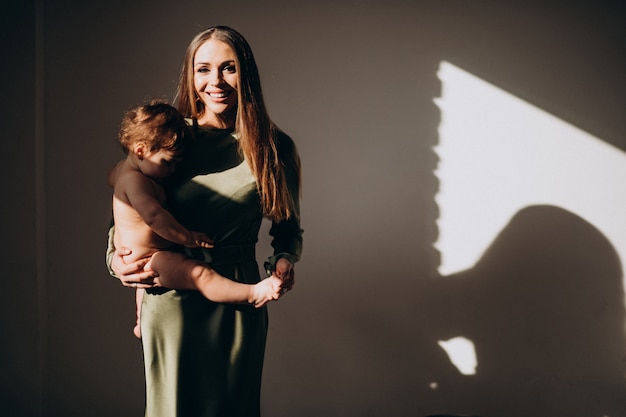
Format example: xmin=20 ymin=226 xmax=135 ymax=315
xmin=2 ymin=1 xmax=625 ymax=416
xmin=1 ymin=2 xmax=41 ymax=416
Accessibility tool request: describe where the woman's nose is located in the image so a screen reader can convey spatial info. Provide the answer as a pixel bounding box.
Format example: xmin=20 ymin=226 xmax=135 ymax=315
xmin=209 ymin=70 xmax=222 ymax=86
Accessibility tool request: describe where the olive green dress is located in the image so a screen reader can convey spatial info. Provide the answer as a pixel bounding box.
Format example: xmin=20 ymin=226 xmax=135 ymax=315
xmin=140 ymin=125 xmax=302 ymax=417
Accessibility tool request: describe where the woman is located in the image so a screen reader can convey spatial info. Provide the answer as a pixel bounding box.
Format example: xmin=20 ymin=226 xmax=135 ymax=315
xmin=108 ymin=26 xmax=303 ymax=417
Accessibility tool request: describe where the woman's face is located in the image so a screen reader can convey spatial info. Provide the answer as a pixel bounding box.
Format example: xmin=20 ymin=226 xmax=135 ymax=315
xmin=193 ymin=38 xmax=239 ymax=128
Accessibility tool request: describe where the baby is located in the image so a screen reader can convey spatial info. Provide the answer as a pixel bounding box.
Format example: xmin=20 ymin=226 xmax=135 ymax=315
xmin=108 ymin=101 xmax=282 ymax=338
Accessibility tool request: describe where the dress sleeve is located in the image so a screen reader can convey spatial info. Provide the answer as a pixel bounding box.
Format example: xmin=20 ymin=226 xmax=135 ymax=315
xmin=105 ymin=223 xmax=118 ymax=277
xmin=264 ymin=131 xmax=304 ymax=275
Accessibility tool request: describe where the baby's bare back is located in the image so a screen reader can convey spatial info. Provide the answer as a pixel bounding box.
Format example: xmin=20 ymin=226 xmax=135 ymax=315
xmin=110 ymin=159 xmax=174 ymax=263
xmin=112 ymin=196 xmax=174 ymax=263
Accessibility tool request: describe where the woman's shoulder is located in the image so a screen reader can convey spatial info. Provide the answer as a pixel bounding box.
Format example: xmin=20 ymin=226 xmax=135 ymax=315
xmin=273 ymin=126 xmax=297 ymax=153
xmin=272 ymin=126 xmax=301 ymax=177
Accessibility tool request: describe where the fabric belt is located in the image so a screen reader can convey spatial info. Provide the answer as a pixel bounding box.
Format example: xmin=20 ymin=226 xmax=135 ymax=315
xmin=185 ymin=244 xmax=256 ymax=266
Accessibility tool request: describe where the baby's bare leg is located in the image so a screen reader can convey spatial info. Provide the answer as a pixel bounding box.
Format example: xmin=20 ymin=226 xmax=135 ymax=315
xmin=149 ymin=251 xmax=282 ymax=307
xmin=134 ymin=288 xmax=144 ymax=339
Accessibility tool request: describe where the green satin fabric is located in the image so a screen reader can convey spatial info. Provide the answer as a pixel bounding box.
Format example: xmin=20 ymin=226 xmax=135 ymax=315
xmin=141 ymin=284 xmax=268 ymax=417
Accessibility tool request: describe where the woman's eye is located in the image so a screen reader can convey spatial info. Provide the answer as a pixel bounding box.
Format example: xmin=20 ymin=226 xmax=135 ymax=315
xmin=197 ymin=67 xmax=209 ymax=73
xmin=223 ymin=65 xmax=236 ymax=73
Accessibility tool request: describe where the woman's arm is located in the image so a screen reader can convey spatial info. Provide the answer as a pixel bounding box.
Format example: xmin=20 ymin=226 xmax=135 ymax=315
xmin=266 ymin=215 xmax=302 ymax=292
xmin=265 ymin=132 xmax=304 ymax=291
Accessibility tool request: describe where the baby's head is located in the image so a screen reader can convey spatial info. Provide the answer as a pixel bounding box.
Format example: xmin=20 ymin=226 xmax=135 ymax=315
xmin=119 ymin=100 xmax=188 ymax=154
xmin=118 ymin=100 xmax=189 ymax=178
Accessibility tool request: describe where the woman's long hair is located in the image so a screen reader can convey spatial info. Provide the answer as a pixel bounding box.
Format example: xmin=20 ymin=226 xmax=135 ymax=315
xmin=175 ymin=26 xmax=300 ymax=221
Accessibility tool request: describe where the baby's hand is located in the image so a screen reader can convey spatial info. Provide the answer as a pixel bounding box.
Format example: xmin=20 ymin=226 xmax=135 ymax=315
xmin=251 ymin=276 xmax=283 ymax=308
xmin=188 ymin=231 xmax=214 ymax=248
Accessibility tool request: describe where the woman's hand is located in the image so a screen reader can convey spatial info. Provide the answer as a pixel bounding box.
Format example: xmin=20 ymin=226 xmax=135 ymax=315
xmin=111 ymin=247 xmax=159 ymax=289
xmin=273 ymin=257 xmax=295 ymax=294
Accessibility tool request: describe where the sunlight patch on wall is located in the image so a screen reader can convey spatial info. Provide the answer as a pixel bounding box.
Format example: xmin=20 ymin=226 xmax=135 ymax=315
xmin=433 ymin=60 xmax=626 ymax=279
xmin=437 ymin=337 xmax=477 ymax=375
xmin=432 ymin=60 xmax=626 ymax=377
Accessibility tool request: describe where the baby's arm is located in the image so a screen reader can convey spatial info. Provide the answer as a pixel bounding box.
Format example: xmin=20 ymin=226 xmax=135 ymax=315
xmin=122 ymin=171 xmax=212 ymax=248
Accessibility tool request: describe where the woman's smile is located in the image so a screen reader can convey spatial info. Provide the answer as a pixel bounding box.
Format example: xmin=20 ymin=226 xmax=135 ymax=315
xmin=206 ymin=90 xmax=230 ymax=101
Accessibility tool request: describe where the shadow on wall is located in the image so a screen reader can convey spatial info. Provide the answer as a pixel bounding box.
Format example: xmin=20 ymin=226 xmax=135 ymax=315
xmin=262 ymin=3 xmax=626 ymax=416
xmin=428 ymin=205 xmax=626 ymax=417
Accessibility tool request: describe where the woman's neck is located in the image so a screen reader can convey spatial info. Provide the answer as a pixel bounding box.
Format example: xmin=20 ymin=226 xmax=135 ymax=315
xmin=196 ymin=111 xmax=236 ymax=129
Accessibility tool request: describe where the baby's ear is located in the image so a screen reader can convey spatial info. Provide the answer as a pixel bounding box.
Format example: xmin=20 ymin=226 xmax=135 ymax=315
xmin=133 ymin=142 xmax=146 ymax=159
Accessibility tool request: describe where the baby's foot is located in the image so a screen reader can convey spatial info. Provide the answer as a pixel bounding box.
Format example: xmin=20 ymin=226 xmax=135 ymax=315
xmin=133 ymin=321 xmax=141 ymax=339
xmin=252 ymin=277 xmax=282 ymax=308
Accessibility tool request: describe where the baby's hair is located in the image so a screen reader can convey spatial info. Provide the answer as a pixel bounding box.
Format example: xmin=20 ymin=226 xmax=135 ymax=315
xmin=118 ymin=99 xmax=188 ymax=154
